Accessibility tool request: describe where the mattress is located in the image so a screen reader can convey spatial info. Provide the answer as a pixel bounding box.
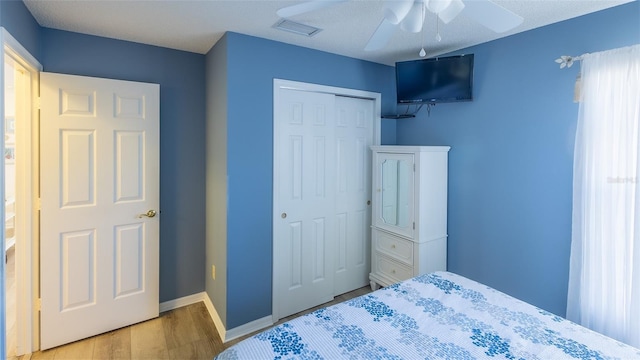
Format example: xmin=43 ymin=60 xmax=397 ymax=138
xmin=215 ymin=271 xmax=640 ymax=359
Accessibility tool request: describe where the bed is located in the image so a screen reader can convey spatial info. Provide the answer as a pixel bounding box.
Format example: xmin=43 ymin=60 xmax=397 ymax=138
xmin=215 ymin=271 xmax=640 ymax=359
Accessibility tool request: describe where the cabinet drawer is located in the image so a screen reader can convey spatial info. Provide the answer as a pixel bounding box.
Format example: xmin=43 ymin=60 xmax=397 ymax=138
xmin=375 ymin=254 xmax=413 ymax=282
xmin=374 ymin=230 xmax=413 ymax=265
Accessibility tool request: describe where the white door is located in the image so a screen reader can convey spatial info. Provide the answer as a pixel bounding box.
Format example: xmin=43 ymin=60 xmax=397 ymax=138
xmin=273 ymin=88 xmax=375 ymax=320
xmin=39 ymin=72 xmax=160 ymax=350
xmin=274 ymin=88 xmax=337 ymax=319
xmin=333 ymin=96 xmax=373 ymax=295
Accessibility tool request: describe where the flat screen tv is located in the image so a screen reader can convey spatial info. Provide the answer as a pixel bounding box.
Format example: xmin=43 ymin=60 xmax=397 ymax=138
xmin=396 ymin=54 xmax=474 ymax=104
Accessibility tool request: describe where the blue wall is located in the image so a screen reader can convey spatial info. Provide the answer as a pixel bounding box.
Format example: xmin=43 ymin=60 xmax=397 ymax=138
xmin=0 ymin=0 xmax=40 ymax=60
xmin=40 ymin=29 xmax=207 ymax=303
xmin=210 ymin=32 xmax=396 ymax=328
xmin=396 ymin=1 xmax=640 ymax=316
xmin=205 ymin=34 xmax=229 ymax=326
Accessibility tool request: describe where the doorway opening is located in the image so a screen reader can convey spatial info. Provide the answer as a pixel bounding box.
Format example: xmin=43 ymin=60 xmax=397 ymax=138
xmin=2 ymin=28 xmax=42 ymax=357
xmin=4 ymin=50 xmax=28 ymax=359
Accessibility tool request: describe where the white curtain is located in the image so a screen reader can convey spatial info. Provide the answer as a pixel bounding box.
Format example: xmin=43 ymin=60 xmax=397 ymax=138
xmin=567 ymin=44 xmax=640 ymax=348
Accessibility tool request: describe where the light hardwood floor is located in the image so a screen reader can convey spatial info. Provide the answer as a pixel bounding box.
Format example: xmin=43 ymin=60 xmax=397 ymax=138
xmin=8 ymin=284 xmax=371 ymax=360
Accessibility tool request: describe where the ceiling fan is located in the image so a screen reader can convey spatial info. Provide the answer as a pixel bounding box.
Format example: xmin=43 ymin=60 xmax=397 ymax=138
xmin=277 ymin=0 xmax=523 ymax=52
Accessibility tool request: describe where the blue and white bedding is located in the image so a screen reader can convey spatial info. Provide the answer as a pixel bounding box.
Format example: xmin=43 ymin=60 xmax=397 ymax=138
xmin=216 ymin=271 xmax=640 ymax=359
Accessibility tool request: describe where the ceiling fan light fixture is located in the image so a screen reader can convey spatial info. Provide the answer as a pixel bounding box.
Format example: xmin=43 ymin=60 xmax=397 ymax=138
xmin=426 ymin=0 xmax=452 ymax=14
xmin=400 ymin=0 xmax=425 ymax=33
xmin=383 ymin=0 xmax=415 ymax=25
xmin=272 ymin=19 xmax=322 ymax=37
xmin=438 ymin=0 xmax=465 ymax=24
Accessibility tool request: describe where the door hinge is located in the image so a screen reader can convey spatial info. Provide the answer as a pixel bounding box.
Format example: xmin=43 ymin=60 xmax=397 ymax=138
xmin=413 ymin=222 xmax=415 ymax=230
xmin=36 ymin=298 xmax=41 ymax=311
xmin=36 ymin=97 xmax=41 ymax=110
xmin=413 ymin=163 xmax=416 ymax=172
xmin=37 ymin=198 xmax=41 ymax=210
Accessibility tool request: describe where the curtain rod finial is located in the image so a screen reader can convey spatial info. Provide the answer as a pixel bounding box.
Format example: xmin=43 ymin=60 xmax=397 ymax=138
xmin=555 ymin=54 xmax=586 ymax=69
xmin=555 ymin=55 xmax=576 ymax=68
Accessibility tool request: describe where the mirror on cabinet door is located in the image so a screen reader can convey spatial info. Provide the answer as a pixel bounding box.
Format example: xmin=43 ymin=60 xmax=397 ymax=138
xmin=380 ymin=157 xmax=412 ymax=229
xmin=370 ymin=145 xmax=450 ymax=290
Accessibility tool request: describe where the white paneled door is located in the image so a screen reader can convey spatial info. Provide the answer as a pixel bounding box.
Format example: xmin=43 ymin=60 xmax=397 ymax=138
xmin=274 ymin=87 xmax=374 ymax=320
xmin=333 ymin=96 xmax=373 ymax=296
xmin=39 ymin=73 xmax=159 ymax=350
xmin=274 ymin=89 xmax=337 ymax=319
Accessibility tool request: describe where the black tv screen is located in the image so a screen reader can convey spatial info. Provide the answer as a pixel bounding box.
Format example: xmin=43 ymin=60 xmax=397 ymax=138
xmin=396 ymin=54 xmax=474 ymax=104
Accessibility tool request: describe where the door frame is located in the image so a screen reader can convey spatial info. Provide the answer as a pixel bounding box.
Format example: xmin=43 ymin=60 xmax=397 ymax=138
xmin=271 ymin=79 xmax=381 ymax=322
xmin=0 ymin=27 xmax=42 ymax=356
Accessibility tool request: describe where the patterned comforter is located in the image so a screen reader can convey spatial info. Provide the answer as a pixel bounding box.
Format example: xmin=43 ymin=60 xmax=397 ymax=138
xmin=215 ymin=271 xmax=640 ymax=359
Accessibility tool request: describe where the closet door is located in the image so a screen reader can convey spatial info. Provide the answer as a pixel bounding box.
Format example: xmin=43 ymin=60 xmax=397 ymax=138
xmin=333 ymin=96 xmax=373 ymax=295
xmin=274 ymin=89 xmax=337 ymax=319
xmin=273 ymin=83 xmax=377 ymax=321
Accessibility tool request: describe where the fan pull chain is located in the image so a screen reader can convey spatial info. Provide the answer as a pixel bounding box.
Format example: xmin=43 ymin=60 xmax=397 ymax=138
xmin=419 ymin=2 xmax=427 ymax=57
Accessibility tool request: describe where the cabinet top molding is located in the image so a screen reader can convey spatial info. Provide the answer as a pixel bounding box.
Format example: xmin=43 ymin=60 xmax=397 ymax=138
xmin=371 ymin=145 xmax=450 ymax=152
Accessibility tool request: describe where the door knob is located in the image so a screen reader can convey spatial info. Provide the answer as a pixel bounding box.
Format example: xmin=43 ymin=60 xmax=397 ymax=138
xmin=138 ymin=210 xmax=157 ymax=218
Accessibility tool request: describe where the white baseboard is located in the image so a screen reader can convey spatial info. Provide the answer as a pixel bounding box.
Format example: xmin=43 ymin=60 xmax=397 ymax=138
xmin=162 ymin=292 xmax=274 ymax=343
xmin=159 ymin=292 xmax=207 ymax=313
xmin=202 ymin=294 xmax=227 ymax=341
xmin=202 ymin=294 xmax=273 ymax=343
xmin=225 ymin=315 xmax=273 ymax=342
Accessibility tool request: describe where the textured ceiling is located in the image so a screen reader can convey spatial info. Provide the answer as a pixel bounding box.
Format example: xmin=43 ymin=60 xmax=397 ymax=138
xmin=23 ymin=0 xmax=633 ymax=66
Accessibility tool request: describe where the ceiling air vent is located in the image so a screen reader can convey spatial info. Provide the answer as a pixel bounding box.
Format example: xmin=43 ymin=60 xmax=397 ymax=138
xmin=273 ymin=19 xmax=322 ymax=37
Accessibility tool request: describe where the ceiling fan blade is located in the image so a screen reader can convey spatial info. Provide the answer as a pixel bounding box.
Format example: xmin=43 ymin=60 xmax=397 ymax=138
xmin=277 ymin=0 xmax=349 ymax=18
xmin=384 ymin=0 xmax=415 ymax=25
xmin=400 ymin=0 xmax=425 ymax=33
xmin=365 ymin=18 xmax=396 ymax=51
xmin=462 ymin=0 xmax=523 ymax=33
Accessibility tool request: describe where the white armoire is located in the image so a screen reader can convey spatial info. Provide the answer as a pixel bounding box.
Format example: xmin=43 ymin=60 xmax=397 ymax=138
xmin=369 ymin=146 xmax=450 ymax=290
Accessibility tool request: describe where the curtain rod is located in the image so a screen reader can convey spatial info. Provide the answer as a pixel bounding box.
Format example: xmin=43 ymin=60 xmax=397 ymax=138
xmin=555 ymin=54 xmax=587 ymax=69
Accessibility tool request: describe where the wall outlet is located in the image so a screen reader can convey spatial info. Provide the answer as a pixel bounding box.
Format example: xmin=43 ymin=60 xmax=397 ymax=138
xmin=211 ymin=265 xmax=216 ymax=280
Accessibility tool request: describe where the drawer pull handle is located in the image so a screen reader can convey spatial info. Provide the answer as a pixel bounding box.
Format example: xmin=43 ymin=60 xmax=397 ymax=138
xmin=392 ymin=269 xmax=396 ymax=274
xmin=391 ymin=244 xmax=396 ymax=249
